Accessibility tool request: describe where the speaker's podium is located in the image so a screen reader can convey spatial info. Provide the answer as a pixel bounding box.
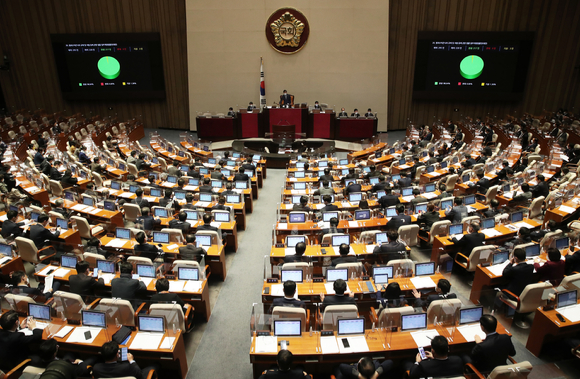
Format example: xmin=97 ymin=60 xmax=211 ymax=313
xmin=309 ymin=109 xmax=336 ymax=139
xmin=238 ymin=108 xmax=260 ymax=138
xmin=265 ymin=107 xmax=306 ymax=135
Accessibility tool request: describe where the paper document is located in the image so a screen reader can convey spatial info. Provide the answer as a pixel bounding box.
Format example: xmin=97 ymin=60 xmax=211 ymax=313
xmin=71 ymin=204 xmax=88 ymax=211
xmin=558 ymin=304 xmax=580 ymax=322
xmin=458 ymin=324 xmax=487 ymax=342
xmin=366 ymin=245 xmax=377 ymax=254
xmin=341 ymin=202 xmax=351 ymax=207
xmin=66 ymin=327 xmax=102 ymax=344
xmin=284 ymin=248 xmax=296 ymax=256
xmin=410 ymin=329 xmax=439 ymax=347
xmin=558 ymin=205 xmax=576 ymax=214
xmin=53 ymin=325 xmax=74 ymax=338
xmin=0 ymin=256 xmax=11 ymax=265
xmin=270 ymin=284 xmax=284 ymax=297
xmin=38 ymin=266 xmax=58 ymax=276
xmin=184 ymin=280 xmax=202 ymax=292
xmin=277 ymin=223 xmax=287 ymax=230
xmin=0 ymin=214 xmax=7 ymax=221
xmin=291 ymin=190 xmax=306 ymax=194
xmin=481 ymin=229 xmax=502 ymax=238
xmin=423 ymin=192 xmax=438 ymax=199
xmin=45 ymin=274 xmax=54 ymax=293
xmin=486 ymin=261 xmax=510 ymax=276
xmin=210 ymin=222 xmax=222 ymax=228
xmin=83 ymin=206 xmax=95 ymax=213
xmin=130 ymin=332 xmax=164 ymax=350
xmin=195 ymin=201 xmax=210 ymax=207
xmin=53 ymin=268 xmax=70 ymax=278
xmin=314 ymin=203 xmax=325 ymax=210
xmin=255 ymin=336 xmax=278 ymax=353
xmin=159 ymin=337 xmax=175 ymax=350
xmin=140 ymin=278 xmax=154 ymax=287
xmin=169 ymin=280 xmax=185 ymax=292
xmin=183 ymin=186 xmax=198 ymax=191
xmin=410 ymin=276 xmax=437 ymax=289
xmin=27 ymin=186 xmax=40 ymax=193
xmin=348 ymin=221 xmax=359 ymax=228
xmin=144 ymin=196 xmax=157 ymax=202
xmin=325 ymin=283 xmax=351 ymax=295
xmin=289 ymin=177 xmax=297 ymax=182
xmin=320 ymin=336 xmax=340 ymax=354
xmin=100 ymin=273 xmax=115 ymax=284
xmin=105 ymin=238 xmax=127 ymax=248
xmin=513 ymin=221 xmax=535 ymax=229
xmin=167 ymin=244 xmax=179 ymax=250
xmin=338 ymin=336 xmax=370 ymax=353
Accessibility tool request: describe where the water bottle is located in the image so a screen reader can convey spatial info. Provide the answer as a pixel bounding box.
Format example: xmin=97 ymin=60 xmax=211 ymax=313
xmin=172 ymin=322 xmax=177 ymax=334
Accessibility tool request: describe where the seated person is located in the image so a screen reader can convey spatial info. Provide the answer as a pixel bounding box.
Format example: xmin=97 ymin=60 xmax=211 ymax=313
xmin=444 ymin=197 xmax=467 ymax=223
xmin=234 ymin=167 xmax=250 ymax=182
xmin=565 ymin=231 xmax=580 ymax=274
xmin=372 ymin=230 xmax=407 ymax=262
xmin=372 ymin=175 xmax=389 ymax=192
xmin=412 ymin=278 xmax=456 ymax=308
xmin=0 ymin=311 xmax=43 ymax=373
xmin=330 ymin=243 xmax=357 ymax=267
xmin=135 ymin=207 xmax=161 ymax=231
xmin=335 ymin=356 xmax=393 ymax=379
xmin=436 ymin=184 xmax=451 ymax=200
xmin=320 ymin=217 xmax=344 ymax=241
xmin=222 ymin=182 xmax=237 ymax=196
xmin=111 ymin=262 xmax=147 ymax=304
xmin=268 ymin=280 xmax=305 ymax=313
xmin=319 ymin=194 xmax=338 ymax=213
xmin=320 ymin=279 xmax=356 ymax=309
xmin=512 ymin=183 xmax=532 ymax=204
xmin=530 ymin=219 xmax=558 ymax=242
xmin=132 ymin=188 xmax=150 ymax=210
xmin=158 ymin=189 xmax=175 ymax=208
xmin=60 ymin=169 xmax=78 ymax=187
xmin=181 ymin=193 xmax=197 ymax=209
xmin=167 ymin=160 xmax=183 ymax=177
xmin=212 ymin=196 xmax=231 ymax=213
xmin=178 ymin=234 xmax=206 ymax=261
xmin=133 ymin=231 xmax=162 ymax=261
xmin=30 ymin=338 xmax=94 ymax=377
xmin=1 ymin=209 xmax=24 ymax=238
xmin=318 ymin=169 xmax=334 ymax=184
xmin=494 ymin=248 xmax=534 ymax=307
xmin=199 ymin=177 xmax=213 ymax=193
xmin=410 ymin=188 xmax=428 ymax=205
xmin=151 ymin=278 xmax=191 ymax=314
xmin=534 ymin=247 xmax=565 ymax=285
xmin=85 ymin=236 xmax=112 ymax=258
xmin=416 ymin=202 xmax=440 ymax=229
xmin=92 ymin=340 xmax=157 ymax=379
xmin=84 ymin=182 xmax=98 ymax=197
xmin=258 ymin=350 xmax=309 ymax=379
xmin=314 ymin=181 xmax=335 ymax=197
xmin=483 ymin=199 xmax=503 ymax=218
xmin=90 ymin=157 xmax=106 ymax=174
xmin=449 ymin=221 xmax=485 ymax=259
xmin=69 ymin=260 xmax=105 ymax=296
xmin=292 ymin=195 xmax=311 ymax=212
xmin=531 ymin=174 xmax=549 ymax=198
xmin=29 ymin=213 xmax=61 ymax=250
xmin=358 ymin=199 xmax=370 ymax=210
xmin=509 ymin=227 xmax=532 ymax=246
xmin=168 ymin=211 xmax=192 ymax=232
xmin=284 ymin=241 xmax=308 ymax=263
xmin=376 ymin=282 xmax=407 ymax=308
xmin=344 ymin=180 xmax=362 ymax=195
xmin=52 ymin=199 xmax=71 ymax=218
xmin=12 ymin=270 xmax=59 ymax=298
xmin=474 ymin=171 xmax=491 ymax=193
xmin=406 ymin=336 xmax=464 ymax=379
xmin=378 ymin=187 xmax=400 ymax=208
xmin=468 ymin=314 xmax=516 ymax=374
xmin=385 ymin=204 xmax=411 ymax=230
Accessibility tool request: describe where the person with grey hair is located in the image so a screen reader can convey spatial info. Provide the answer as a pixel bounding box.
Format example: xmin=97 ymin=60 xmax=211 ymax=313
xmin=52 ymin=199 xmax=70 ymax=218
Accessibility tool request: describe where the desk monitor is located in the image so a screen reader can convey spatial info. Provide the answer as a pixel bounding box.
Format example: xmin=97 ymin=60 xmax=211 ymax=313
xmin=415 ymin=203 xmax=428 ymax=214
xmin=82 ymin=196 xmax=95 ymax=207
xmin=178 ymin=267 xmax=199 ymax=281
xmin=119 ymin=160 xmax=127 ymax=170
xmin=29 ymin=303 xmax=51 ymax=321
xmin=462 ymin=173 xmax=472 ymax=183
xmin=185 ymin=210 xmax=199 ymax=220
xmin=355 ymin=210 xmax=371 ymax=220
xmin=232 ymin=152 xmax=241 ymax=158
xmin=289 ymin=213 xmax=306 ymax=223
xmin=188 ymin=178 xmax=200 ymax=186
xmin=440 ymin=161 xmax=448 ymax=169
xmin=555 ymin=237 xmax=569 ymax=251
xmin=339 ymin=159 xmax=349 ymax=165
xmin=273 ymin=320 xmax=302 ymax=337
xmin=281 ymin=269 xmax=303 ymax=283
xmin=502 ymin=183 xmax=511 ymax=192
xmin=425 ymin=183 xmax=436 ymax=193
xmin=80 ymin=170 xmax=87 ymax=179
xmin=386 ymin=207 xmax=397 ymax=217
xmin=199 ymin=193 xmax=212 ymax=202
xmin=415 ymin=262 xmax=435 ymax=276
xmin=294 ymin=171 xmax=305 ymax=178
xmin=369 ymin=177 xmax=380 ymax=185
xmin=199 ymin=167 xmax=209 ymax=175
xmin=104 ymin=200 xmax=116 ymax=211
xmin=557 ymin=290 xmax=577 ymax=309
xmin=374 ymin=273 xmax=390 ymax=285
xmin=208 ymin=158 xmax=217 ymax=165
xmin=459 ymin=306 xmax=484 ymax=325
xmin=56 ymin=218 xmax=68 ymax=230
xmin=401 ymin=313 xmax=427 ymax=331
xmin=138 ymin=315 xmax=165 ymax=333
xmin=327 ymin=268 xmax=348 ymax=282
xmin=64 ymin=191 xmax=75 ymax=202
xmin=392 ymin=174 xmax=401 ymax=182
xmin=211 ymin=180 xmax=222 ymax=188
xmin=180 ymin=165 xmax=189 ymax=172
xmin=376 ymin=190 xmax=386 ymax=199
xmin=60 ymin=255 xmax=77 ymax=269
xmin=337 ymin=318 xmax=365 ymax=335
xmin=389 ymin=148 xmax=395 ymax=154
xmin=510 ymin=211 xmax=524 ymax=223
xmin=286 ymin=235 xmax=306 ymax=248
xmin=82 ymin=310 xmax=106 ymax=328
xmin=153 ymin=232 xmax=170 ymax=244
xmin=221 ymin=169 xmax=231 ymax=177
xmin=8 ymin=205 xmax=18 ymax=213
xmin=525 ymin=244 xmax=541 ymax=258
xmin=464 ymin=195 xmax=476 ymax=206
xmin=373 ymin=266 xmax=393 ymax=278
xmin=136 ymin=264 xmax=156 ymax=278
xmin=167 ymin=146 xmax=173 ymax=153
xmin=31 ymin=212 xmax=40 ymax=222
xmin=363 ymin=167 xmax=371 ymax=173
xmin=516 ymin=177 xmax=524 ymax=186
xmin=116 ymin=228 xmax=131 ymax=239
xmin=128 ymin=185 xmax=139 ymax=194
xmin=318 ymin=161 xmax=328 ymax=168
xmin=227 ymin=194 xmax=241 ymax=204
xmin=0 ymin=243 xmax=13 ymax=257
xmin=402 ymin=187 xmax=413 ymax=197
xmin=332 ymin=235 xmax=350 ymax=247
xmin=296 ymin=162 xmax=305 ymax=168
xmin=97 ymin=260 xmax=116 ymax=274
xmin=482 ymin=217 xmax=495 ymax=230
xmin=427 ymin=165 xmax=435 ymax=173
xmin=111 ymin=181 xmax=121 ymax=190
xmin=293 ymin=182 xmax=306 ymax=190
xmin=399 ymin=158 xmax=406 ymax=165
xmin=252 ymin=154 xmax=261 ymax=161
xmin=174 ymin=191 xmax=186 ymax=200
xmin=154 ymin=208 xmax=168 ymax=218
xmin=152 ymin=157 xmax=159 ymax=164
xmin=448 ymin=223 xmax=463 ymax=236
xmin=226 ymin=160 xmax=236 ymax=167
xmin=440 ymin=198 xmax=454 ymax=210
xmin=323 ymin=212 xmax=339 ymax=222
xmin=291 ymin=195 xmax=302 ymax=204
xmin=422 ymin=151 xmax=428 ymax=157
xmin=150 ymin=188 xmax=162 ymax=197
xmin=214 ymin=212 xmax=230 ymax=223
xmin=493 ymin=251 xmax=509 ymax=265
xmin=376 ymin=232 xmax=388 ymax=245
xmin=344 ymin=179 xmax=356 ymax=187
xmin=196 ymin=235 xmax=212 ymax=247
xmin=349 ymin=193 xmax=362 ymax=202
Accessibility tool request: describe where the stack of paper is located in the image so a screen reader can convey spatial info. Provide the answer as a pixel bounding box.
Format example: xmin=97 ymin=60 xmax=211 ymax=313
xmin=71 ymin=204 xmax=88 ymax=211
xmin=558 ymin=304 xmax=580 ymax=322
xmin=169 ymin=280 xmax=185 ymax=292
xmin=130 ymin=332 xmax=164 ymax=350
xmin=277 ymin=223 xmax=287 ymax=230
xmin=486 ymin=261 xmax=510 ymax=276
xmin=0 ymin=256 xmax=12 ymax=265
xmin=210 ymin=222 xmax=222 ymax=228
xmin=140 ymin=278 xmax=154 ymax=287
xmin=410 ymin=276 xmax=436 ymax=289
xmin=255 ymin=336 xmax=278 ymax=353
xmin=348 ymin=221 xmax=359 ymax=228
xmin=167 ymin=244 xmax=179 ymax=250
xmin=320 ymin=336 xmax=340 ymax=354
xmin=332 ymin=246 xmax=355 ymax=256
xmin=118 ymin=192 xmax=134 ymax=198
xmin=100 ymin=273 xmax=115 ymax=284
xmin=341 ymin=202 xmax=351 ymax=207
xmin=458 ymin=324 xmax=486 ymax=342
xmin=52 ymin=268 xmax=70 ymax=278
xmin=284 ymin=248 xmax=296 ymax=256
xmin=184 ymin=281 xmax=202 ymax=292
xmin=513 ymin=221 xmax=535 ymax=229
xmin=558 ymin=205 xmax=577 ymax=214
xmin=410 ymin=329 xmax=439 ymax=347
xmin=366 ymin=245 xmax=377 ymax=254
xmin=337 ymin=336 xmax=370 ymax=353
xmin=324 ymin=283 xmax=350 ymax=294
xmin=66 ymin=327 xmax=102 ymax=343
xmin=159 ymin=337 xmax=175 ymax=350
xmin=401 ymin=195 xmax=415 ymax=202
xmin=482 ymin=229 xmax=502 ymax=238
xmin=183 ymin=185 xmax=198 ymax=191
xmin=105 ymin=238 xmax=127 ymax=248
xmin=314 ymin=203 xmax=325 ymax=210
xmin=53 ymin=325 xmax=74 ymax=338
xmin=196 ymin=201 xmax=210 ymax=207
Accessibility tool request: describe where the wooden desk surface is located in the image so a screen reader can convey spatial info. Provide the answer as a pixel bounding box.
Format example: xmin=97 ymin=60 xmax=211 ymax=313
xmin=526 ymin=299 xmax=580 ymax=356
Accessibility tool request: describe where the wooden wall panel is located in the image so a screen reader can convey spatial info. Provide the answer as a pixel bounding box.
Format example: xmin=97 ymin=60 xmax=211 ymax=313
xmin=0 ymin=0 xmax=188 ymax=130
xmin=388 ymin=0 xmax=580 ymax=130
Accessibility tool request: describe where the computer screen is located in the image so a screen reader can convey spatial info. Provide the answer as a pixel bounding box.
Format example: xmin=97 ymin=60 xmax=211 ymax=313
xmin=374 ymin=273 xmax=390 ymax=285
xmin=389 ymin=148 xmax=395 ymax=154
xmin=153 ymin=232 xmax=169 ymax=244
xmin=294 ymin=171 xmax=305 ymax=178
xmin=185 ymin=210 xmax=199 ymax=220
xmin=128 ymin=185 xmax=138 ymax=193
xmin=427 ymin=165 xmax=435 ymax=173
xmin=332 ymin=235 xmax=350 ymax=246
xmin=425 ymin=183 xmax=436 ymax=193
xmin=399 ymin=158 xmax=406 ymax=165
xmin=281 ymin=269 xmax=303 ymax=283
xmin=363 ymin=167 xmax=371 ymax=173
xmin=341 ymin=169 xmax=349 ymax=176
xmin=373 ymin=266 xmax=393 ymax=278
xmin=440 ymin=200 xmax=453 ymax=210
xmin=402 ymin=187 xmax=413 ymax=196
xmin=199 ymin=193 xmax=212 ymax=202
xmin=211 ymin=180 xmax=222 ymax=188
xmin=208 ymin=158 xmax=217 ymax=165
xmin=369 ymin=177 xmax=380 ymax=185
xmin=150 ymin=188 xmax=162 ymax=197
xmin=31 ymin=212 xmax=40 ymax=222
xmin=214 ymin=212 xmax=230 ymax=222
xmin=392 ymin=174 xmax=401 ymax=181
xmin=503 ymin=183 xmax=511 ymax=192
xmin=493 ymin=251 xmax=509 ymax=265
xmin=415 ymin=203 xmax=428 ymax=214
xmin=154 ymin=208 xmax=168 ymax=218
xmin=415 ymin=262 xmax=435 ymax=276
xmin=464 ymin=195 xmax=476 ymax=205
xmin=227 ymin=195 xmax=240 ymax=204
xmin=318 ymin=161 xmax=328 ymax=168
xmin=401 ymin=313 xmax=427 ymax=331
xmin=29 ymin=303 xmax=51 ymax=321
xmin=327 ymin=269 xmax=348 ymax=282
xmin=422 ymin=151 xmax=428 ymax=157
xmin=97 ymin=260 xmax=116 ymax=273
xmin=188 ymin=178 xmax=200 ymax=186
xmin=339 ymin=159 xmax=348 ymax=165
xmin=111 ymin=181 xmax=121 ymax=190
xmin=294 ymin=182 xmax=306 ymax=190
xmin=80 ymin=170 xmax=87 ymax=179
xmin=510 ymin=211 xmax=524 ymax=223
xmin=525 ymin=244 xmax=541 ymax=258
xmin=226 ymin=160 xmax=236 ymax=167
xmin=232 ymin=152 xmax=241 ymax=158
xmin=152 ymin=157 xmax=159 ymax=164
xmin=376 ymin=232 xmax=388 ymax=245
xmin=82 ymin=197 xmax=95 ymax=207
xmin=462 ymin=174 xmax=471 ymax=183
xmin=556 ymin=237 xmax=569 ymax=250
xmin=337 ymin=318 xmax=365 ymax=335
xmin=104 ymin=200 xmax=116 ymax=211
xmin=355 ymin=210 xmax=371 ymax=220
xmin=173 ymin=191 xmax=186 ymax=200
xmin=56 ymin=218 xmax=68 ymax=229
xmin=482 ymin=218 xmax=495 ymax=229
xmin=441 ymin=161 xmax=448 ymax=169
xmin=253 ymin=154 xmax=261 ymax=161
xmin=449 ymin=224 xmax=463 ymax=235
xmin=82 ymin=310 xmax=106 ymax=328
xmin=235 ymin=181 xmax=248 ymax=189
xmin=376 ymin=190 xmax=386 ymax=199
xmin=178 ymin=267 xmax=199 ymax=281
xmin=349 ymin=193 xmax=362 ymax=202
xmin=291 ymin=195 xmax=302 ymax=204
xmin=0 ymin=243 xmax=12 ymax=257
xmin=180 ymin=165 xmax=189 ymax=172
xmin=459 ymin=306 xmax=484 ymax=324
xmin=116 ymin=228 xmax=131 ymax=239
xmin=61 ymin=255 xmax=77 ymax=269
xmin=273 ymin=320 xmax=302 ymax=336
xmin=344 ymin=179 xmax=356 ymax=187
xmin=138 ymin=316 xmax=165 ymax=333
xmin=296 ymin=162 xmax=305 ymax=168
xmin=64 ymin=191 xmax=75 ymax=201
xmin=196 ymin=235 xmax=212 ymax=247
xmin=286 ymin=236 xmax=306 ymax=247
xmin=386 ymin=207 xmax=397 ymax=217
xmin=221 ymin=169 xmax=231 ymax=177
xmin=199 ymin=167 xmax=209 ymax=175
xmin=323 ymin=212 xmax=339 ymax=222
xmin=289 ymin=213 xmax=306 ymax=223
xmin=136 ymin=264 xmax=156 ymax=278
xmin=557 ymin=290 xmax=577 ymax=309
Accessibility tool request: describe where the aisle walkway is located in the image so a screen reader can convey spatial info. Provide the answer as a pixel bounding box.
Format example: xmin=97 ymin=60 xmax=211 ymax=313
xmin=187 ymin=168 xmax=285 ymax=378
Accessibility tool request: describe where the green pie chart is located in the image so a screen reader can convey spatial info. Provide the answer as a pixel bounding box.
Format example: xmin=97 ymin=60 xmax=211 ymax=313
xmin=460 ymin=55 xmax=484 ymax=79
xmin=97 ymin=56 xmax=120 ymax=80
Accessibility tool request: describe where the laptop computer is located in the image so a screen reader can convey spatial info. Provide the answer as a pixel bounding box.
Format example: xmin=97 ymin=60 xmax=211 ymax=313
xmin=349 ymin=193 xmax=362 ymax=202
xmin=150 ymin=188 xmax=162 ymax=197
xmin=448 ymin=223 xmax=463 ymax=237
xmin=28 ymin=303 xmax=51 ymax=322
xmin=493 ymin=251 xmax=509 ymax=265
xmin=196 ymin=235 xmax=212 ymax=247
xmin=415 ymin=203 xmax=428 ymax=214
xmin=481 ymin=217 xmax=495 ymax=230
xmin=153 ymin=232 xmax=170 ymax=244
xmin=354 ymin=210 xmax=371 ymax=220
xmin=185 ymin=210 xmax=199 ymax=220
xmin=375 ymin=232 xmax=388 ymax=245
xmin=154 ymin=208 xmax=169 ymax=218
xmin=557 ymin=290 xmax=577 ymax=309
xmin=136 ymin=264 xmax=156 ymax=278
xmin=386 ymin=207 xmax=397 ymax=217
xmin=555 ymin=237 xmax=569 ymax=251
xmin=60 ymin=255 xmax=77 ymax=269
xmin=104 ymin=200 xmax=116 ymax=211
xmin=525 ymin=244 xmax=541 ymax=258
xmin=440 ymin=199 xmax=453 ymax=210
xmin=510 ymin=211 xmax=524 ymax=223
xmin=286 ymin=235 xmax=306 ymax=247
xmin=464 ymin=195 xmax=476 ymax=206
xmin=332 ymin=235 xmax=350 ymax=246
xmin=138 ymin=315 xmax=165 ymax=333
xmin=116 ymin=228 xmax=131 ymax=239
xmin=97 ymin=260 xmax=116 ymax=274
xmin=214 ymin=212 xmax=230 ymax=223
xmin=289 ymin=213 xmax=306 ymax=223
xmin=226 ymin=194 xmax=241 ymax=204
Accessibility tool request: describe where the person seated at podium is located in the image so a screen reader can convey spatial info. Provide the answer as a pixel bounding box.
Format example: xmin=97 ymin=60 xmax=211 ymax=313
xmin=30 ymin=338 xmax=94 ymax=377
xmin=534 ymin=248 xmax=565 ymax=286
xmin=135 ymin=207 xmax=161 ymax=231
xmin=330 ymin=243 xmax=357 ymax=267
xmin=227 ymin=107 xmax=236 ymax=117
xmin=0 ymin=310 xmax=44 ymax=373
xmin=378 ymin=187 xmax=400 ymax=208
xmin=258 ymin=350 xmax=310 ymax=379
xmin=283 ymin=242 xmax=309 ymax=264
xmin=343 ymin=168 xmax=357 ymax=180
xmin=168 ymin=211 xmax=192 ymax=232
xmin=234 ymin=167 xmax=250 ymax=182
xmin=372 ymin=230 xmax=407 ymax=259
xmin=313 ymin=101 xmax=322 ymax=110
xmin=151 ymin=278 xmax=190 ymax=314
xmin=1 ymin=209 xmax=24 ymax=238
xmin=292 ymin=196 xmax=311 ymax=212
xmin=344 ymin=180 xmax=362 ymax=195
xmin=376 ymin=282 xmax=408 ymax=309
xmin=351 ymin=109 xmax=361 ymax=118
xmin=412 ymin=278 xmax=457 ymax=308
xmin=12 ymin=270 xmax=60 ymax=299
xmin=335 ymin=356 xmax=393 ymax=379
xmin=319 ymin=279 xmax=356 ymax=309
xmin=338 ymin=107 xmax=348 ymax=117
xmin=247 ymin=101 xmax=256 ymax=111
xmin=385 ymin=205 xmax=411 ymax=231
xmin=372 ymin=175 xmax=389 ymax=192
xmin=280 ymin=90 xmax=292 ymax=108
xmin=364 ymin=108 xmax=374 ymax=117
xmin=69 ymin=260 xmax=105 ymax=297
xmin=199 ymin=177 xmax=213 ymax=193
xmin=314 ymin=180 xmax=335 ymax=197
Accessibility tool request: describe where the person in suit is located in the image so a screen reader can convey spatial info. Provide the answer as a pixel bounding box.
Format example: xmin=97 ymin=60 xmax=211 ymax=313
xmin=12 ymin=270 xmax=59 ymax=298
xmin=199 ymin=177 xmax=213 ymax=193
xmin=319 ymin=195 xmax=339 ymax=213
xmin=318 ymin=168 xmax=333 ymax=183
xmin=372 ymin=230 xmax=407 ymax=262
xmin=495 ymin=248 xmax=534 ymax=307
xmin=212 ymin=196 xmax=231 ymax=213
xmin=247 ymin=101 xmax=256 ymax=111
xmin=127 ymin=150 xmax=138 ymax=166
xmin=378 ymin=187 xmax=400 ymax=208
xmin=78 ymin=146 xmax=91 ymax=164
xmin=60 ymin=169 xmax=78 ymax=188
xmin=335 ymin=357 xmax=393 ymax=379
xmin=178 ymin=234 xmax=206 ymax=261
xmin=482 ymin=199 xmax=503 ymax=218
xmin=417 ymin=202 xmax=440 ymax=229
xmin=314 ymin=180 xmax=335 ymax=197
xmin=1 ymin=209 xmax=24 ymax=238
xmin=90 ymin=157 xmax=106 ymax=174
xmin=525 ymin=137 xmax=539 ymax=152
xmin=280 ymin=90 xmax=292 ymax=108
xmin=344 ymin=181 xmax=362 ymax=195
xmin=364 ymin=108 xmax=374 ymax=117
xmin=475 ymin=171 xmax=491 ymax=194
xmin=186 ymin=164 xmax=200 ymax=178
xmin=197 ymin=213 xmax=219 ymax=233
xmin=375 ymin=282 xmax=408 ymax=309
xmin=123 ymin=174 xmax=140 ymax=189
xmin=69 ymin=260 xmax=105 ymax=296
xmin=468 ymin=315 xmax=516 ymax=374
xmin=242 ymin=158 xmax=256 ymax=173
xmin=371 ymin=175 xmax=389 ymax=192
xmin=412 ymin=278 xmax=457 ymax=308
xmin=338 ymin=107 xmax=348 ymax=117
xmin=553 ymin=167 xmax=574 ymax=188
xmin=397 ymin=172 xmax=412 ymax=188
xmin=136 ymin=153 xmax=151 ymax=171
xmin=133 ymin=232 xmax=162 ymax=261
xmin=0 ymin=310 xmax=44 ymax=372
xmin=158 ymin=189 xmax=175 ymax=208
xmin=167 ymin=160 xmax=183 ymax=177
xmin=407 ymin=336 xmax=464 ymax=379
xmin=449 ymin=221 xmax=485 ymax=258
xmin=234 ymin=167 xmax=250 ymax=182
xmin=283 ymin=241 xmax=308 ymax=263
xmin=534 ymin=248 xmax=565 ymax=285
xmin=293 ymin=195 xmax=311 ymax=212
xmin=33 ymin=148 xmax=45 ymax=166
xmin=151 ymin=278 xmax=191 ymax=314
xmin=531 ymin=174 xmax=549 ymax=198
xmin=29 ymin=213 xmax=61 ymax=250
xmin=320 ymin=279 xmax=356 ymax=310
xmin=496 ymin=161 xmax=511 ymax=181
xmin=313 ymin=101 xmax=322 ymax=109
xmin=268 ymin=280 xmax=305 ymax=314
xmin=132 ymin=188 xmax=150 ymax=210
xmin=85 ymin=236 xmax=111 ymax=258
xmin=135 ymin=207 xmax=161 ymax=231
xmin=364 ymin=165 xmax=380 ymax=180
xmin=210 ymin=165 xmax=225 ymax=181
xmin=222 ymin=182 xmax=237 ymax=197
xmin=320 ymin=217 xmax=344 ymax=241
xmin=169 ymin=211 xmax=192 ymax=233
xmin=227 ymin=107 xmax=236 ymax=117
xmin=410 ymin=188 xmax=428 ymax=206
xmin=48 ymin=160 xmax=63 ymax=180
xmin=29 ymin=338 xmax=94 ymax=377
xmin=330 ymin=243 xmax=357 ymax=267
xmin=51 ymin=199 xmax=70 ymax=219
xmin=436 ymin=183 xmax=452 ymax=200
xmin=343 ymin=168 xmax=357 ymax=180
xmin=385 ymin=204 xmax=411 ymax=231
xmin=351 ymin=109 xmax=361 ymax=117
xmin=512 ymin=183 xmax=533 ymax=204
xmin=111 ymin=262 xmax=147 ymax=303
xmin=258 ymin=350 xmax=310 ymax=379
xmin=445 ymin=197 xmax=468 ymax=223
xmin=92 ymin=340 xmax=157 ymax=379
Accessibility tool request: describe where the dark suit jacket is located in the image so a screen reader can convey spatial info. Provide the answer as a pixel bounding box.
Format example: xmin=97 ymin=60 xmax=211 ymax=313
xmin=565 ymin=249 xmax=580 ymax=274
xmin=476 ymin=178 xmax=491 ymax=194
xmin=408 ymin=356 xmax=464 ymax=379
xmin=92 ymin=361 xmax=143 ymax=379
xmin=151 ymin=292 xmax=187 ymax=312
xmin=320 ymin=204 xmax=339 ymax=212
xmin=345 ymin=183 xmax=362 ymax=194
xmin=319 ymin=174 xmax=334 ymax=182
xmin=417 ymin=211 xmax=440 ymax=227
xmin=451 ymin=232 xmax=485 ymax=255
xmin=111 ymin=273 xmax=147 ymax=302
xmin=199 ymin=185 xmax=213 ymax=193
xmin=531 ymin=181 xmax=549 ymax=198
xmin=385 ymin=215 xmax=412 ymax=231
xmin=197 ymin=224 xmax=219 ymax=233
xmin=414 ymin=293 xmax=457 ymax=308
xmin=134 ymin=243 xmax=161 ymax=261
xmin=1 ymin=219 xmax=24 ymax=238
xmin=178 ymin=244 xmax=206 ymax=261
xmin=378 ymin=194 xmax=400 ymax=208
xmin=0 ymin=328 xmax=43 ymax=372
xmin=322 ymin=294 xmax=357 ymax=310
xmin=69 ymin=273 xmax=105 ymax=296
xmin=471 ymin=333 xmax=516 ymax=373
xmin=292 ymin=204 xmax=311 ymax=212
xmin=132 ymin=197 xmax=150 ymax=209
xmin=320 ymin=227 xmax=344 ymax=240
xmin=502 ymin=262 xmax=534 ymax=297
xmin=49 ymin=167 xmax=62 ymax=180
xmin=268 ymin=297 xmax=306 ymax=314
xmin=398 ymin=177 xmax=412 ymax=188
xmin=168 ymin=219 xmax=192 ymax=232
xmin=533 ymin=260 xmax=565 ymax=285
xmin=29 ymin=224 xmax=60 ymax=249
xmin=60 ymin=174 xmax=78 ymax=187
xmin=283 ymin=254 xmax=309 ymax=263
xmin=234 ymin=173 xmax=249 ymax=182
xmin=136 ymin=215 xmax=161 ymax=231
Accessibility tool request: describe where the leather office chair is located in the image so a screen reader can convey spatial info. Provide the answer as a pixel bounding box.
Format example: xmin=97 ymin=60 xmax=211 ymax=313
xmin=149 ymin=303 xmax=193 ymax=332
xmin=157 ymin=157 xmax=167 ymax=171
xmin=371 ymin=306 xmax=414 ymax=329
xmin=398 ymin=224 xmax=419 ymax=247
xmin=91 ymin=171 xmax=104 ymax=188
xmin=539 ymin=229 xmax=562 ymax=249
xmin=48 ymin=211 xmax=65 ymax=220
xmin=127 ymin=256 xmax=154 ymax=266
xmin=83 ymin=252 xmax=106 ymax=268
xmin=321 ymin=233 xmax=349 ymax=245
xmin=127 ymin=162 xmax=139 ymax=176
xmin=40 ymin=173 xmax=50 ymax=189
xmin=80 ymin=128 xmax=88 ymax=137
xmin=335 ymin=262 xmax=363 ymax=278
xmin=483 ymin=185 xmax=499 ymax=205
xmin=559 ymin=273 xmax=580 ymax=296
xmin=321 ymin=304 xmax=358 ymax=331
xmin=461 ymin=216 xmax=480 ymax=228
xmin=426 ymin=299 xmax=462 ymax=325
xmin=71 ymin=216 xmax=105 ymax=240
xmin=272 ymin=306 xmax=309 ymax=332
xmin=195 ymin=230 xmax=223 ymax=248
xmin=123 ymin=204 xmax=142 ymax=222
xmin=526 ymin=196 xmax=545 ymax=220
xmin=172 ymin=260 xmax=207 ymax=280
xmin=414 ymin=166 xmax=426 ymax=181
xmin=97 ymin=298 xmax=143 ymax=327
xmin=468 ymin=360 xmax=533 ymax=379
xmin=499 ymin=282 xmax=552 ymax=329
xmin=52 ymin=291 xmax=98 ymax=322
xmin=386 ymin=259 xmax=414 ymax=277
xmin=455 ymin=245 xmax=496 ymax=273
xmin=15 ymin=236 xmax=56 ymax=266
xmin=161 ymin=228 xmax=185 ymax=244
xmin=358 ymin=230 xmax=382 ymax=245
xmin=49 ymin=180 xmax=64 ymax=197
xmin=421 ymin=220 xmax=451 ymax=246
xmin=281 ymin=262 xmax=310 ymax=278
xmin=3 ymin=359 xmax=32 ymax=379
xmin=445 ymin=174 xmax=458 ymax=192
xmin=4 ymin=293 xmax=36 ymax=314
